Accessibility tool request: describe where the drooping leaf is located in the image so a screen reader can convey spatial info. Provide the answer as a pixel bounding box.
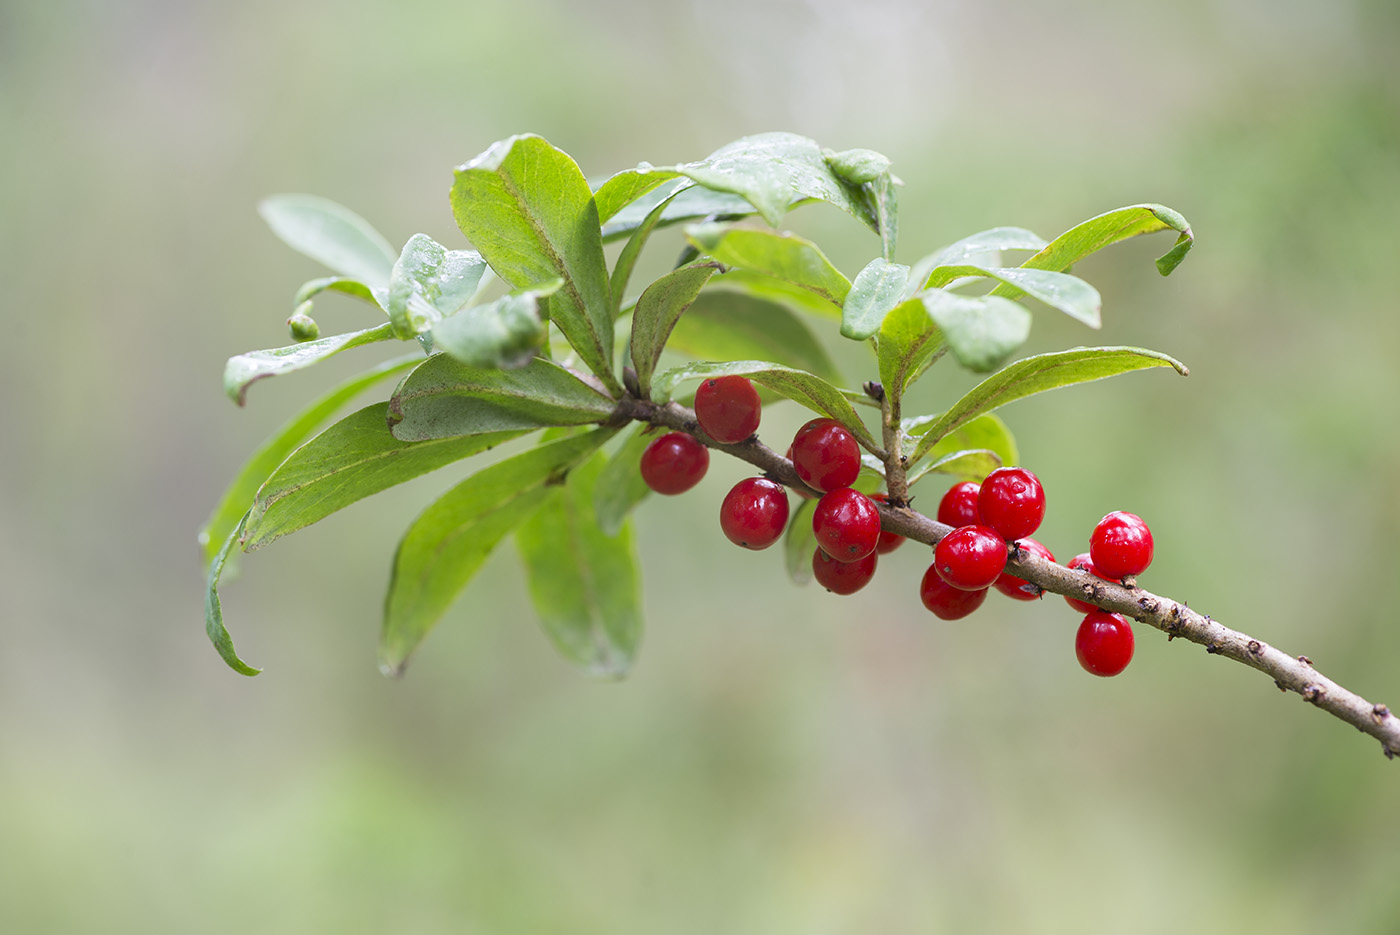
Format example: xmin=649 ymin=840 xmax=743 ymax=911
xmin=294 ymin=276 xmax=384 ymax=308
xmin=242 ymin=404 xmax=522 ymax=551
xmin=924 ymin=266 xmax=1102 ymax=328
xmin=601 ymin=179 xmax=756 ymax=242
xmin=430 ymin=281 xmax=557 ymax=370
xmin=204 ymin=514 xmax=261 ymax=677
xmin=199 ymin=355 xmax=421 ymax=570
xmin=386 ymin=234 xmax=490 ymax=338
xmin=516 ymin=453 xmax=642 ymax=678
xmin=609 ymin=186 xmax=685 ymax=316
xmin=686 ymin=224 xmax=852 ymax=308
xmin=905 ymin=226 xmax=1048 ymax=297
xmin=592 ymin=425 xmax=655 ymax=536
xmin=630 ymin=261 xmax=722 ymax=395
xmin=703 ymin=268 xmax=844 ymax=321
xmin=823 ymin=148 xmax=892 ymax=185
xmin=922 ymin=291 xmax=1031 ymax=372
xmin=784 ymin=497 xmax=819 ymax=585
xmin=223 ymin=322 xmax=398 ymax=406
xmin=653 ymin=360 xmax=877 ymax=450
xmin=668 ymin=291 xmax=842 ymax=385
xmin=379 ymin=428 xmax=613 ymax=675
xmin=876 ymin=297 xmax=944 ymax=395
xmin=451 ymin=134 xmax=618 ymax=391
xmin=904 ymin=413 xmax=1019 ymax=485
xmin=909 ymin=347 xmax=1189 ymax=463
xmin=259 ymin=194 xmax=397 ymax=288
xmin=842 ymin=258 xmax=911 ymax=340
xmin=994 ymin=205 xmax=1194 ymax=295
xmin=388 ymin=354 xmax=615 ymax=441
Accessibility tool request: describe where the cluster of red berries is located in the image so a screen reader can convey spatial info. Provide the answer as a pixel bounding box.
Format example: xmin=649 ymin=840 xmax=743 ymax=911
xmin=637 ymin=375 xmax=1155 ymax=678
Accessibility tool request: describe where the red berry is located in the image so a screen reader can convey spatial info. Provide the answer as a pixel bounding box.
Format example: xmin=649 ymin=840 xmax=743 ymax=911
xmin=694 ymin=375 xmax=761 ymax=444
xmin=813 ymin=548 xmax=878 ymax=595
xmin=978 ymin=466 xmax=1045 ymax=541
xmin=1075 ymin=611 xmax=1135 ymax=676
xmin=1089 ymin=511 xmax=1154 ymax=579
xmin=871 ymin=493 xmax=905 ymax=554
xmin=812 ymin=488 xmax=881 ymax=563
xmin=933 ymin=525 xmax=1007 ymax=590
xmin=993 ymin=537 xmax=1055 ymax=601
xmin=719 ymin=477 xmax=789 ymax=549
xmin=1063 ymin=552 xmax=1115 ymax=613
xmin=937 ymin=481 xmax=982 ymax=527
xmin=638 ymin=431 xmax=709 ymax=495
xmin=790 ymin=418 xmax=861 ymax=493
xmin=919 ymin=564 xmax=988 ymax=620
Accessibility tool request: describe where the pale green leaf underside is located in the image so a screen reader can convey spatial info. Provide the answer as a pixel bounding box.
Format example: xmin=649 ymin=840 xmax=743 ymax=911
xmin=205 ymin=514 xmax=261 ymax=677
xmin=430 ymin=282 xmax=556 ymax=370
xmin=223 ymin=323 xmax=398 ymax=406
xmin=924 ymin=266 xmax=1102 ymax=328
xmin=843 ymin=258 xmax=911 ymax=339
xmin=386 ymin=233 xmax=489 ymax=338
xmin=922 ymin=291 xmax=1031 ymax=372
xmin=259 ymin=194 xmax=397 ymax=289
xmin=686 ymin=224 xmax=851 ymax=309
xmin=600 ymin=178 xmax=755 ymax=243
xmin=906 ymin=226 xmax=1049 ymax=297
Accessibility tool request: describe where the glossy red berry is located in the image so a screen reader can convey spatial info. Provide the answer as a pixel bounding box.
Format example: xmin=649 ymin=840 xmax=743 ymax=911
xmin=813 ymin=548 xmax=878 ymax=595
xmin=638 ymin=431 xmax=709 ymax=495
xmin=693 ymin=375 xmax=761 ymax=444
xmin=919 ymin=564 xmax=988 ymax=620
xmin=1063 ymin=552 xmax=1115 ymax=613
xmin=933 ymin=525 xmax=1007 ymax=590
xmin=937 ymin=481 xmax=982 ymax=527
xmin=1075 ymin=611 xmax=1135 ymax=676
xmin=978 ymin=466 xmax=1045 ymax=541
xmin=790 ymin=418 xmax=861 ymax=493
xmin=1090 ymin=511 xmax=1154 ymax=579
xmin=812 ymin=488 xmax=881 ymax=563
xmin=993 ymin=537 xmax=1055 ymax=601
xmin=719 ymin=477 xmax=789 ymax=549
xmin=871 ymin=493 xmax=904 ymax=554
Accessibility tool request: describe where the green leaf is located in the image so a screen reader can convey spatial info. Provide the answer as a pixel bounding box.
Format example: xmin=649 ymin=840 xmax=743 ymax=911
xmin=259 ymin=194 xmax=397 ymax=288
xmin=924 ymin=266 xmax=1102 ymax=328
xmin=876 ymin=297 xmax=944 ymax=394
xmin=994 ymin=205 xmax=1194 ymax=294
xmin=784 ymin=497 xmax=819 ymax=585
xmin=842 ymin=258 xmax=911 ymax=339
xmin=592 ymin=170 xmax=687 ymax=226
xmin=241 ymin=404 xmax=521 ymax=551
xmin=630 ymin=262 xmax=722 ymax=395
xmin=592 ymin=425 xmax=655 ymax=536
xmin=904 ymin=412 xmax=1019 ymax=483
xmin=906 ymin=449 xmax=1004 ymax=486
xmin=922 ymin=291 xmax=1031 ymax=372
xmin=223 ymin=322 xmax=398 ymax=406
xmin=517 ymin=453 xmax=642 ymax=678
xmin=609 ymin=187 xmax=682 ymax=316
xmin=653 ymin=360 xmax=877 ymax=451
xmin=644 ymin=132 xmax=880 ymax=232
xmin=430 ymin=281 xmax=556 ymax=370
xmin=386 ymin=233 xmax=490 ymax=338
xmin=909 ymin=346 xmax=1189 ymax=463
xmin=702 ymin=269 xmax=844 ymax=321
xmin=199 ymin=355 xmax=421 ymax=570
xmin=824 ymin=148 xmax=891 ymax=185
xmin=668 ymin=291 xmax=843 ymax=385
xmin=451 ymin=134 xmax=618 ymax=391
xmin=294 ymin=276 xmax=384 ymax=308
xmin=379 ymin=428 xmax=613 ymax=675
xmin=601 ymin=178 xmax=756 ymax=242
xmin=388 ymin=354 xmax=616 ymax=442
xmin=686 ymin=224 xmax=851 ymax=308
xmin=868 ymin=173 xmax=899 ymax=261
xmin=906 ymin=227 xmax=1048 ymax=296
xmin=204 ymin=513 xmax=261 ymax=677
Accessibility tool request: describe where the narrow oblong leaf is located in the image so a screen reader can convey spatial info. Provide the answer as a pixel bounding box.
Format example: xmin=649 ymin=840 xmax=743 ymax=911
xmin=876 ymin=297 xmax=944 ymax=394
xmin=903 ymin=412 xmax=1019 ymax=479
xmin=242 ymin=403 xmax=522 ymax=551
xmin=451 ymin=134 xmax=618 ymax=391
xmin=842 ymin=258 xmax=911 ymax=339
xmin=784 ymin=498 xmax=819 ymax=585
xmin=630 ymin=261 xmax=722 ymax=395
xmin=379 ymin=428 xmax=614 ymax=675
xmin=925 ymin=266 xmax=1102 ymax=328
xmin=592 ymin=425 xmax=655 ymax=537
xmin=199 ymin=355 xmax=421 ymax=570
xmin=386 ymin=234 xmax=490 ymax=338
xmin=668 ymin=291 xmax=843 ymax=385
xmin=517 ymin=453 xmax=642 ymax=678
xmin=905 ymin=227 xmax=1049 ymax=296
xmin=905 ymin=449 xmax=1003 ymax=486
xmin=653 ymin=360 xmax=877 ymax=450
xmin=922 ymin=291 xmax=1031 ymax=372
xmin=430 ymin=281 xmax=556 ymax=370
xmin=601 ymin=178 xmax=756 ymax=242
xmin=259 ymin=194 xmax=397 ymax=288
xmin=593 ymin=169 xmax=686 ymax=226
xmin=205 ymin=514 xmax=261 ymax=677
xmin=294 ymin=276 xmax=383 ymax=308
xmin=910 ymin=346 xmax=1189 ymax=463
xmin=388 ymin=354 xmax=616 ymax=442
xmin=686 ymin=224 xmax=852 ymax=309
xmin=703 ymin=268 xmax=844 ymax=321
xmin=223 ymin=322 xmax=397 ymax=406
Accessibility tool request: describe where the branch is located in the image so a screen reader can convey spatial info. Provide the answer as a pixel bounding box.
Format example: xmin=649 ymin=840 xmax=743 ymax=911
xmin=613 ymin=396 xmax=1400 ymax=761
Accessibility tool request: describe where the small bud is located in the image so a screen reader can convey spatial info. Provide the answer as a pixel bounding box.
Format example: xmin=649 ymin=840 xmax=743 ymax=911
xmin=288 ymin=301 xmax=319 ymax=341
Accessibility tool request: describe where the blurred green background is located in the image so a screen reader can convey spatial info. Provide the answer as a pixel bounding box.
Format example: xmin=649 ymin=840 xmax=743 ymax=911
xmin=3 ymin=0 xmax=1399 ymax=931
